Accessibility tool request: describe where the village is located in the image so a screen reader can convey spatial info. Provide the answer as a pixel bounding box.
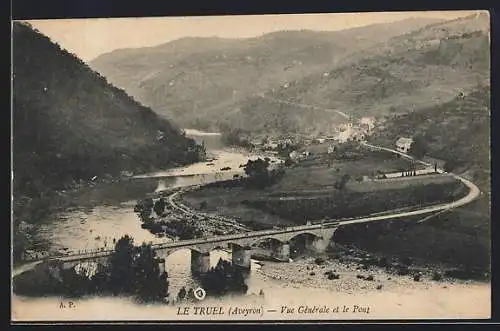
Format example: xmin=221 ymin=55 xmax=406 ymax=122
xmin=244 ymin=116 xmax=374 ymax=159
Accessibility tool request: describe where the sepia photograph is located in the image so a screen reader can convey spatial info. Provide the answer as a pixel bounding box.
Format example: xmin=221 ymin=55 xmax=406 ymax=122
xmin=11 ymin=10 xmax=491 ymax=321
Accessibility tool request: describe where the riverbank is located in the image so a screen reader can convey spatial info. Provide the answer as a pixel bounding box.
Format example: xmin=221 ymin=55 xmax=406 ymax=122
xmin=134 ymin=148 xmax=282 ymax=179
xmin=14 ymin=145 xmax=282 ymax=265
xmin=254 ymin=253 xmax=490 ymax=319
xmin=12 ymin=270 xmax=490 ymax=321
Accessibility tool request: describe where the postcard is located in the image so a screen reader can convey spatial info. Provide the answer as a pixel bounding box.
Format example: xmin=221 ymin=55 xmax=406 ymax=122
xmin=11 ymin=10 xmax=491 ymax=321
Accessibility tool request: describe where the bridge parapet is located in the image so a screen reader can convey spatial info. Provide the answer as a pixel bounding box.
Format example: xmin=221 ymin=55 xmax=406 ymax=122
xmin=37 ymin=224 xmax=340 ymax=268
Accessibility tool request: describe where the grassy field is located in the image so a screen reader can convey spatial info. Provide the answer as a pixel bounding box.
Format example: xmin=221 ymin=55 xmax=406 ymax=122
xmin=249 ymin=181 xmax=467 ymax=222
xmin=270 ymin=151 xmax=419 ymax=193
xmin=346 ymin=174 xmax=456 ymax=193
xmin=183 ymin=151 xmax=466 ymax=226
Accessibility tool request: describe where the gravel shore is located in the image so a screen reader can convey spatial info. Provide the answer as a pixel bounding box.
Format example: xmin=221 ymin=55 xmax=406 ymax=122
xmin=257 ymin=253 xmax=487 ymax=295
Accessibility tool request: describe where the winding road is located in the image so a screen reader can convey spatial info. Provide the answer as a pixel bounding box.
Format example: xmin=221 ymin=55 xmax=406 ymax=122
xmin=255 ymin=93 xmax=350 ymax=119
xmin=12 ymin=140 xmax=481 ymax=277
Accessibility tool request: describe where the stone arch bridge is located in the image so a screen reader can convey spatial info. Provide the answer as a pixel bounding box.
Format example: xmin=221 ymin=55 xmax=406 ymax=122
xmin=42 ymin=223 xmax=339 ymax=276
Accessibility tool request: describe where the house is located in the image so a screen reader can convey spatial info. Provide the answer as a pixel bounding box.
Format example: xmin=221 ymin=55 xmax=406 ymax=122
xmin=359 ymin=117 xmax=376 ymax=132
xmin=289 ymin=151 xmax=299 ymax=160
xmin=303 ymin=139 xmax=313 ymax=146
xmin=314 ymin=138 xmax=326 ymax=144
xmin=264 ymin=142 xmax=279 ymax=150
xmin=395 ymin=137 xmax=414 ymax=153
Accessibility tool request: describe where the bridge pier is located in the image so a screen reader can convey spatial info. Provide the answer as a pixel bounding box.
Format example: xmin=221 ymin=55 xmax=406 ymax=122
xmin=232 ymin=246 xmax=252 ymax=270
xmin=272 ymin=242 xmax=290 ymax=261
xmin=190 ymin=250 xmax=210 ymax=275
xmin=156 ymin=258 xmax=166 ymax=276
xmin=315 ymin=227 xmax=338 ymax=252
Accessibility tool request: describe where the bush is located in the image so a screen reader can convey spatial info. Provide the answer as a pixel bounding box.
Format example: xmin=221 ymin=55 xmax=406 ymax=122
xmin=327 ymin=273 xmax=340 ymax=280
xmin=401 ymin=257 xmax=413 ymax=266
xmin=432 ymin=271 xmax=443 ymax=281
xmin=314 ymin=257 xmax=325 ymax=265
xmin=397 ymin=265 xmax=410 ymax=276
xmin=365 ymin=275 xmax=374 ymax=281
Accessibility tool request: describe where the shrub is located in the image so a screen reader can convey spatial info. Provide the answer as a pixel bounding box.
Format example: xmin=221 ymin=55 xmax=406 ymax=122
xmin=432 ymin=271 xmax=442 ymax=281
xmin=397 ymin=265 xmax=410 ymax=276
xmin=314 ymin=257 xmax=325 ymax=265
xmin=327 ymin=273 xmax=340 ymax=280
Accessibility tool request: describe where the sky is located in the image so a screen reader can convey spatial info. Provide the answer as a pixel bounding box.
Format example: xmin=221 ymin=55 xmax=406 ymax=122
xmin=21 ymin=11 xmax=481 ymax=62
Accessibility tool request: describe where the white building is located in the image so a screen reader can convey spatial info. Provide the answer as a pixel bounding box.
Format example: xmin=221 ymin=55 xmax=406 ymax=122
xmin=359 ymin=117 xmax=376 ymax=132
xmin=395 ymin=137 xmax=414 ymax=153
xmin=264 ymin=142 xmax=279 ymax=150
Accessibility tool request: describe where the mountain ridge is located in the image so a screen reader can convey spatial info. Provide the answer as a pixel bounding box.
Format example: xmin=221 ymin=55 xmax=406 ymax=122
xmin=90 ymin=16 xmax=445 ymax=129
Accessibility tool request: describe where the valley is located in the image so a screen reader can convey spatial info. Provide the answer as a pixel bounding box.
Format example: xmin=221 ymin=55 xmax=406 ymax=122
xmin=11 ymin=12 xmax=491 ymax=320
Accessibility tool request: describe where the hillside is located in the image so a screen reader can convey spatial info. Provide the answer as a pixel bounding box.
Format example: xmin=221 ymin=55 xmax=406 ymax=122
xmin=369 ymin=84 xmax=490 ymax=186
xmin=347 ymin=83 xmax=491 ymax=272
xmin=12 ymin=22 xmax=202 ymax=200
xmin=266 ymin=12 xmax=490 ymax=120
xmin=90 ymin=17 xmax=444 ymax=131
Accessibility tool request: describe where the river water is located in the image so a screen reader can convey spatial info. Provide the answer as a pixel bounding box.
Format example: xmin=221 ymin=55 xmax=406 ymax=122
xmin=12 ymin=130 xmax=491 ymax=321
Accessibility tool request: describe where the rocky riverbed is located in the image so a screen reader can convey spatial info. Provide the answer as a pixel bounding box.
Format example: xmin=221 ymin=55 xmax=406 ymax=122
xmin=257 ymin=243 xmax=489 ymax=296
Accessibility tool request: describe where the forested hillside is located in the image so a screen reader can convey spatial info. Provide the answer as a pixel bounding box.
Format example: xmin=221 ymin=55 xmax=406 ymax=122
xmin=13 ymin=21 xmax=201 ymax=208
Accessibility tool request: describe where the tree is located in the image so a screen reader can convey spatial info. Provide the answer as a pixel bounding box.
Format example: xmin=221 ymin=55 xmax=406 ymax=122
xmin=153 ymin=198 xmax=166 ymax=217
xmin=134 ymin=198 xmax=154 ymax=223
xmin=335 ymin=174 xmax=351 ymax=190
xmin=284 ymin=158 xmax=294 ymax=166
xmin=444 ymin=158 xmax=459 ymax=172
xmin=177 ymin=286 xmax=187 ymax=300
xmin=132 ymin=243 xmax=169 ymax=301
xmin=109 ymin=235 xmax=135 ymax=294
xmin=243 ymin=158 xmax=271 ymax=188
xmin=108 ymin=236 xmax=169 ymax=301
xmin=408 ymin=135 xmax=427 ymax=159
xmin=200 ymin=258 xmax=248 ymax=295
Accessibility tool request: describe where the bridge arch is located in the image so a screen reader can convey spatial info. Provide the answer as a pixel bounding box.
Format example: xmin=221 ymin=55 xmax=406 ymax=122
xmin=250 ymin=237 xmax=286 ymax=248
xmin=155 ymin=245 xmax=207 ymax=258
xmin=288 ymin=231 xmax=323 ymax=243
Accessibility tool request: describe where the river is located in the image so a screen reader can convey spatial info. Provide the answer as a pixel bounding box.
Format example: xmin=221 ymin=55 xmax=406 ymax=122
xmin=11 ymin=130 xmax=490 ymax=321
